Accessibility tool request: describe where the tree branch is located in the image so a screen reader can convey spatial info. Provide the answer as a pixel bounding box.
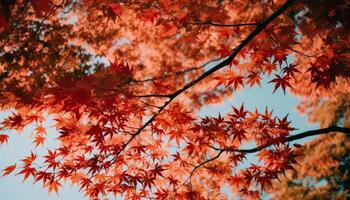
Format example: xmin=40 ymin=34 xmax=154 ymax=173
xmin=130 ymin=94 xmax=171 ymax=98
xmin=166 ymin=0 xmax=296 ymax=100
xmin=180 ymin=126 xmax=350 ymax=190
xmin=114 ymin=57 xmax=222 ymax=88
xmin=190 ymin=21 xmax=259 ymax=27
xmin=290 ymin=47 xmax=320 ymax=58
xmin=175 ymin=150 xmax=225 ymax=191
xmin=236 ymin=126 xmax=350 ymax=153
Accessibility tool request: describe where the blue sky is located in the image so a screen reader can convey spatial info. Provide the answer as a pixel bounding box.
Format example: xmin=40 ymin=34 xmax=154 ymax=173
xmin=0 ymin=77 xmax=318 ymax=200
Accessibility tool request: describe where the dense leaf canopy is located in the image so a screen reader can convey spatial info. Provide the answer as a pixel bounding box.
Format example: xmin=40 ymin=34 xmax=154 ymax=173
xmin=0 ymin=0 xmax=350 ymax=199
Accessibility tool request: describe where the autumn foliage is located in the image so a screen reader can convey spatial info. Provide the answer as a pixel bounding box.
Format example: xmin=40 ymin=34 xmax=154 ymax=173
xmin=0 ymin=0 xmax=350 ymax=199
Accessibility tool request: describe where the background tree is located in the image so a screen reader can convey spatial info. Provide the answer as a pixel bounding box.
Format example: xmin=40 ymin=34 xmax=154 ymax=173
xmin=268 ymin=2 xmax=350 ymax=199
xmin=268 ymin=95 xmax=350 ymax=200
xmin=0 ymin=0 xmax=349 ymax=199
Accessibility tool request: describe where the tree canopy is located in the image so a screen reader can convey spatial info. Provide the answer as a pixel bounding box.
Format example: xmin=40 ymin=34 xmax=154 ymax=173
xmin=0 ymin=0 xmax=350 ymax=199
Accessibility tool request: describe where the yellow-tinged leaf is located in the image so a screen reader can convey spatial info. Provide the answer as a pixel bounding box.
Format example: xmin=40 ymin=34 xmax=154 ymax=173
xmin=45 ymin=180 xmax=62 ymax=194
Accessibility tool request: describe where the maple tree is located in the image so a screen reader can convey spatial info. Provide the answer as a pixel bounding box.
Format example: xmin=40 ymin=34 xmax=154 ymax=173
xmin=0 ymin=0 xmax=350 ymax=199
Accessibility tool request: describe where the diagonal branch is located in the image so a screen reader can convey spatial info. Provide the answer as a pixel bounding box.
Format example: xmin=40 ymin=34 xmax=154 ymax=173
xmin=112 ymin=0 xmax=296 ymax=159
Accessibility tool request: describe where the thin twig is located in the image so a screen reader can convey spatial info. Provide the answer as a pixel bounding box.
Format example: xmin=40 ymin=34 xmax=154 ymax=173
xmin=290 ymin=47 xmax=319 ymax=58
xmin=175 ymin=150 xmax=225 ymax=191
xmin=190 ymin=21 xmax=259 ymax=27
xmin=131 ymin=94 xmax=171 ymax=98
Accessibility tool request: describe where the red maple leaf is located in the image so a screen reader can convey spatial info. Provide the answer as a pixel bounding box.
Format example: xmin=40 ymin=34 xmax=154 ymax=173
xmin=0 ymin=134 xmax=9 ymax=145
xmin=269 ymin=74 xmax=292 ymax=94
xmin=1 ymin=164 xmax=16 ymax=177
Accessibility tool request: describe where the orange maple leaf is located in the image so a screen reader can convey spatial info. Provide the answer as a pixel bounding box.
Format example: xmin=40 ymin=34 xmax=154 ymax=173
xmin=1 ymin=164 xmax=16 ymax=177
